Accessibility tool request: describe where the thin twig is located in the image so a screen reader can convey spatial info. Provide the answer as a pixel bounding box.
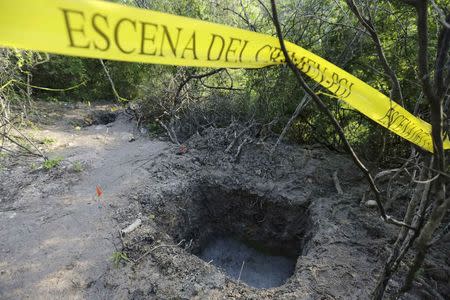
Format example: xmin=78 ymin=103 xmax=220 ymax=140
xmin=333 ymin=171 xmax=344 ymax=195
xmin=100 ymin=59 xmax=127 ymax=102
xmin=225 ymin=122 xmax=259 ymax=153
xmin=412 ymin=174 xmax=439 ymax=184
xmin=158 ymin=120 xmax=180 ymax=145
xmin=234 ymin=137 xmax=251 ymax=161
xmin=175 ymin=68 xmax=224 ymax=103
xmin=271 ymin=92 xmax=310 ymax=154
xmin=237 ymin=260 xmax=245 ymax=283
xmin=6 ymin=119 xmax=46 ymax=158
xmin=1 ymin=131 xmax=42 ymax=157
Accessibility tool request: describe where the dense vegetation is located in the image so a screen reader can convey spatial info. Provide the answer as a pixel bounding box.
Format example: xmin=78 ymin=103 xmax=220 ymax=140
xmin=0 ymin=0 xmax=449 ymax=299
xmin=5 ymin=0 xmax=447 ymax=156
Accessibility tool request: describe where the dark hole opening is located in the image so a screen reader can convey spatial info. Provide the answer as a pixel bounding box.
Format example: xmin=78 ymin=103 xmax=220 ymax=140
xmin=85 ymin=111 xmax=117 ymax=126
xmin=162 ymin=184 xmax=312 ymax=289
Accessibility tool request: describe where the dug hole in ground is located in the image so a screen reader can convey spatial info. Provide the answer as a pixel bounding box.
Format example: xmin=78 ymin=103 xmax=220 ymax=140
xmin=0 ymin=102 xmax=448 ymax=299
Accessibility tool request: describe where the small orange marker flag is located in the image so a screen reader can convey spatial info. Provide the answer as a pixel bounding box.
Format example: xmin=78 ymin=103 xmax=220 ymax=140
xmin=96 ymin=185 xmax=103 ymax=197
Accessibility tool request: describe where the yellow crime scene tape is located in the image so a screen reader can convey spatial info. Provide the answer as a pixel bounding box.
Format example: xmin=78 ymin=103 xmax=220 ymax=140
xmin=0 ymin=0 xmax=449 ymax=152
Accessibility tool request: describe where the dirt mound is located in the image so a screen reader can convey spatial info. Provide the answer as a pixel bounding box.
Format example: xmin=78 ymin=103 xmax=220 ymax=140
xmin=98 ymin=127 xmax=396 ymax=299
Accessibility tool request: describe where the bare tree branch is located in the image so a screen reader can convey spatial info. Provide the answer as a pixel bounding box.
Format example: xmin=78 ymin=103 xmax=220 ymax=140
xmin=399 ymin=1 xmax=448 ymax=294
xmin=435 ymin=14 xmax=450 ymax=96
xmin=175 ymin=68 xmax=224 ymax=104
xmin=270 ymin=0 xmax=413 ymax=230
xmin=345 ymin=0 xmax=403 ymax=102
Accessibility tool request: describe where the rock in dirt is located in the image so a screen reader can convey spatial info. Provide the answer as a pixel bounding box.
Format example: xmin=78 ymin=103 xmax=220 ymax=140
xmin=365 ymin=200 xmax=378 ymax=208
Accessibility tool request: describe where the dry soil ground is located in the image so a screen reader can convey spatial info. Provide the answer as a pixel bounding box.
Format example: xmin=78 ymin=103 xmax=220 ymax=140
xmin=0 ymin=102 xmax=169 ymax=298
xmin=0 ymin=102 xmax=448 ymax=299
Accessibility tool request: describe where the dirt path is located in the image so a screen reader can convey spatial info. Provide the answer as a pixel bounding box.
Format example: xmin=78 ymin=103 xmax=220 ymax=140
xmin=0 ymin=105 xmax=168 ymax=299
